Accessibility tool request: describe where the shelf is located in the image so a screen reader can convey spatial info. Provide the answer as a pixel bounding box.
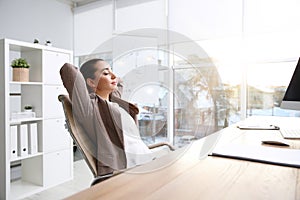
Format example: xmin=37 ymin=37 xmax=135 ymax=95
xmin=10 ymin=180 xmax=44 ymax=200
xmin=1 ymin=38 xmax=73 ymax=200
xmin=9 ymin=81 xmax=43 ymax=85
xmin=10 ymin=117 xmax=43 ymax=125
xmin=7 ymin=38 xmax=73 ymax=54
xmin=9 ymin=43 xmax=41 ymax=52
xmin=10 ymin=152 xmax=43 ymax=162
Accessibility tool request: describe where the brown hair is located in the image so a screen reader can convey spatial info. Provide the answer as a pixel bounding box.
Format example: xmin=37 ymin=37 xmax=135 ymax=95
xmin=80 ymin=58 xmax=104 ymax=93
xmin=80 ymin=58 xmax=104 ymax=79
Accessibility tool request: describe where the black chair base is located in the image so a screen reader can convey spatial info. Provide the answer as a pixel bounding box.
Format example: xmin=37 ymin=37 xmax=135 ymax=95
xmin=91 ymin=173 xmax=114 ymax=186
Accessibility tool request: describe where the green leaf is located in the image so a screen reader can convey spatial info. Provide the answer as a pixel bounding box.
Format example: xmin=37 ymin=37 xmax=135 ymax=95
xmin=11 ymin=58 xmax=30 ymax=68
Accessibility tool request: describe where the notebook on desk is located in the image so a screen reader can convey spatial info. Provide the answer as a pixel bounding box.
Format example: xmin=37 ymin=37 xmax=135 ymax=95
xmin=211 ymin=144 xmax=300 ymax=168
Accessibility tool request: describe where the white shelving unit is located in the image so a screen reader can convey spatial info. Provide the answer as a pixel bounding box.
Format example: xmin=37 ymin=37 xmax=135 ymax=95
xmin=0 ymin=38 xmax=73 ymax=200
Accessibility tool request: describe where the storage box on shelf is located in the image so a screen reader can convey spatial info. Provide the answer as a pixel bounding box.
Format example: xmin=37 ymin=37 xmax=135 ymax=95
xmin=0 ymin=38 xmax=73 ymax=200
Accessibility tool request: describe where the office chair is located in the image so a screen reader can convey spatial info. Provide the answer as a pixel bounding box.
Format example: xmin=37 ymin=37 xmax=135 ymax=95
xmin=58 ymin=94 xmax=115 ymax=186
xmin=58 ymin=94 xmax=175 ymax=186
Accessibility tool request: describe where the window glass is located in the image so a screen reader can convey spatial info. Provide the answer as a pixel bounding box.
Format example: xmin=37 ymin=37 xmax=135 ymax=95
xmin=247 ymin=61 xmax=300 ymax=117
xmin=114 ymin=47 xmax=227 ymax=147
xmin=172 ymin=56 xmax=226 ymax=147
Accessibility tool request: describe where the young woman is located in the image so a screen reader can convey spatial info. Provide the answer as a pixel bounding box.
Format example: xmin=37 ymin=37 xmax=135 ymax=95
xmin=60 ymin=59 xmax=154 ymax=176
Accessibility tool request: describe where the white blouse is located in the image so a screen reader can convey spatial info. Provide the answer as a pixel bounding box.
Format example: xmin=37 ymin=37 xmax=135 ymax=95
xmin=107 ymin=101 xmax=155 ymax=169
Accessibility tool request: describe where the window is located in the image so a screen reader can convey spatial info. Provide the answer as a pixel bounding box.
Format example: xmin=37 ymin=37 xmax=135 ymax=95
xmin=247 ymin=61 xmax=300 ymax=117
xmin=113 ymin=45 xmax=226 ymax=148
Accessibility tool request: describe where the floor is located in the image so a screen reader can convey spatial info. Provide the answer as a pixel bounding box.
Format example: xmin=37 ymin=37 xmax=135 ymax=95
xmin=24 ymin=151 xmax=92 ymax=200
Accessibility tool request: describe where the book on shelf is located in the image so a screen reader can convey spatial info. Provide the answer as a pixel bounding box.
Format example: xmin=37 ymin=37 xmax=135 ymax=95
xmin=28 ymin=123 xmax=38 ymax=154
xmin=17 ymin=124 xmax=28 ymax=157
xmin=10 ymin=125 xmax=18 ymax=159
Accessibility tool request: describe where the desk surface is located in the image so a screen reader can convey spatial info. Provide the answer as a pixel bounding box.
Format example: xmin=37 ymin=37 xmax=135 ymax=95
xmin=66 ymin=116 xmax=300 ymax=200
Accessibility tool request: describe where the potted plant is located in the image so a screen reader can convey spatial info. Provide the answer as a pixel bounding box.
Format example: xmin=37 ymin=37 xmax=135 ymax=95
xmin=11 ymin=58 xmax=30 ymax=82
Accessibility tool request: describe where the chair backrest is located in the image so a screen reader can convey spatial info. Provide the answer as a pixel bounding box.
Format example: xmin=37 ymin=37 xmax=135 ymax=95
xmin=58 ymin=94 xmax=98 ymax=177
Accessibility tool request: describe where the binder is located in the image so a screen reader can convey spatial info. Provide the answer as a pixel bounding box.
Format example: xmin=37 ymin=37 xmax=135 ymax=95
xmin=28 ymin=123 xmax=38 ymax=154
xmin=10 ymin=125 xmax=18 ymax=159
xmin=17 ymin=124 xmax=28 ymax=156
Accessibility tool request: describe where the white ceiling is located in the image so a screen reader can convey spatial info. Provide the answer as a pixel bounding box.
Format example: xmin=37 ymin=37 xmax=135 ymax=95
xmin=58 ymin=0 xmax=152 ymax=8
xmin=57 ymin=0 xmax=102 ymax=7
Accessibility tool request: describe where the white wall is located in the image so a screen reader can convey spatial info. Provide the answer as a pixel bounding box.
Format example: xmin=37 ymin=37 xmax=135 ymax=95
xmin=169 ymin=0 xmax=243 ymax=41
xmin=0 ymin=0 xmax=73 ymax=50
xmin=73 ymin=0 xmax=167 ymax=57
xmin=74 ymin=1 xmax=113 ymax=56
xmin=116 ymin=0 xmax=166 ymax=32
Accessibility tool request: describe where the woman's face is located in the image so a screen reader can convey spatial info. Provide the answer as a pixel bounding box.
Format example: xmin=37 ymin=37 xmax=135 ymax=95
xmin=87 ymin=60 xmax=118 ymax=96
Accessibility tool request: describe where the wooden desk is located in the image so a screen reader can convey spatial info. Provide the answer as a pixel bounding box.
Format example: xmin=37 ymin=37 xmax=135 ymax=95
xmin=66 ymin=116 xmax=300 ymax=200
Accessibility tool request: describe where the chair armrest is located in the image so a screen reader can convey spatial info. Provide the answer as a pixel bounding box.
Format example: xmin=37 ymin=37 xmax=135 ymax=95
xmin=147 ymin=142 xmax=175 ymax=151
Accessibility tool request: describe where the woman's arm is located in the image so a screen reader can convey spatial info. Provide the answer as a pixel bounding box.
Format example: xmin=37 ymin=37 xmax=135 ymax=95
xmin=60 ymin=63 xmax=94 ymax=118
xmin=60 ymin=63 xmax=79 ymax=100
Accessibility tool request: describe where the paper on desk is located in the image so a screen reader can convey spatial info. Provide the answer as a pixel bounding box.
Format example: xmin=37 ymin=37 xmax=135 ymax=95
xmin=211 ymin=144 xmax=300 ymax=168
